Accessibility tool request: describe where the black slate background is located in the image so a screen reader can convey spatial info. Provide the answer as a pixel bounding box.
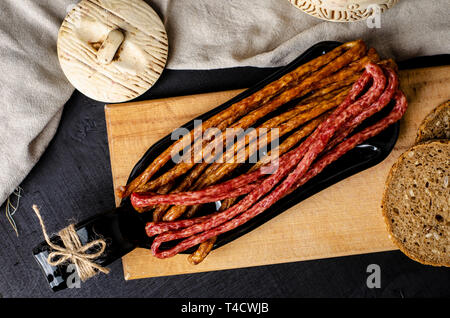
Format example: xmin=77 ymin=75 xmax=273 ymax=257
xmin=0 ymin=57 xmax=449 ymax=298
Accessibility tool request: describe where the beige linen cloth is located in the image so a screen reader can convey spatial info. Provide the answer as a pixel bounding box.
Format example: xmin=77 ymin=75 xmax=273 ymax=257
xmin=0 ymin=0 xmax=449 ymax=205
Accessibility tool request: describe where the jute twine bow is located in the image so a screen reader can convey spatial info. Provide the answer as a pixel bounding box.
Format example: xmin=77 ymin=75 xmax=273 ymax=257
xmin=32 ymin=205 xmax=110 ymax=281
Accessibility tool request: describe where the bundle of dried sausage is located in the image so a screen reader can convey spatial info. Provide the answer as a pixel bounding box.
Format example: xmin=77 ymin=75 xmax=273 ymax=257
xmin=119 ymin=40 xmax=408 ymax=264
xmin=140 ymin=63 xmax=407 ymax=259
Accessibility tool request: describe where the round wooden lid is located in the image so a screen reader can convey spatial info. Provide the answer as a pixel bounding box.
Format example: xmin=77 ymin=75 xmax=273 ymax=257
xmin=57 ymin=0 xmax=168 ymax=103
xmin=289 ymin=0 xmax=399 ymax=22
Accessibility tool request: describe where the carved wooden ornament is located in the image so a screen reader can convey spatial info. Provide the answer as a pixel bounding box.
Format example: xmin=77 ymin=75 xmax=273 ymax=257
xmin=289 ymin=0 xmax=400 ymax=22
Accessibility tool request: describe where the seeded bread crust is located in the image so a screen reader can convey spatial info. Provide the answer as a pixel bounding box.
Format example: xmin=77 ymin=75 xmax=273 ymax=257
xmin=415 ymin=100 xmax=450 ymax=143
xmin=381 ymin=139 xmax=449 ymax=267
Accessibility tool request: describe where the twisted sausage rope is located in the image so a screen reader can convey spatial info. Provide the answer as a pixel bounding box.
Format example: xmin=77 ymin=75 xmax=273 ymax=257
xmin=147 ymin=63 xmax=398 ymax=258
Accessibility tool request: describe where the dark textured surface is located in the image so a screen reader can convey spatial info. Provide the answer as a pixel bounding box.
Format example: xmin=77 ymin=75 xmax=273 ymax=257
xmin=0 ymin=62 xmax=449 ymax=298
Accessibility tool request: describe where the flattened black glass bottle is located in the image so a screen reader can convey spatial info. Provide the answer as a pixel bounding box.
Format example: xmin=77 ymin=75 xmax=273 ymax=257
xmin=32 ymin=204 xmax=148 ymax=292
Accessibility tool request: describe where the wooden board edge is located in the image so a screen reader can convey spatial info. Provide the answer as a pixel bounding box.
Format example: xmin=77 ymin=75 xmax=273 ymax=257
xmin=105 ymin=104 xmax=122 ymax=207
xmin=105 ymin=89 xmax=245 ymax=110
xmin=121 ymin=245 xmax=398 ymax=281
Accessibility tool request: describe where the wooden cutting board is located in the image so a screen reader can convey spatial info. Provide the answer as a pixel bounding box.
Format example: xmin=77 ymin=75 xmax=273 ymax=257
xmin=105 ymin=65 xmax=450 ymax=280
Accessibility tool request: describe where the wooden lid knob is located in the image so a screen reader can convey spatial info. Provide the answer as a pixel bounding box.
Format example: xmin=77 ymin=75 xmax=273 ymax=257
xmin=97 ymin=29 xmax=125 ymax=65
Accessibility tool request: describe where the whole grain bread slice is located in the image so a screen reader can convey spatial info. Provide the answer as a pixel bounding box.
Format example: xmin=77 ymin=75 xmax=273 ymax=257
xmin=415 ymin=100 xmax=450 ymax=143
xmin=382 ymin=139 xmax=449 ymax=267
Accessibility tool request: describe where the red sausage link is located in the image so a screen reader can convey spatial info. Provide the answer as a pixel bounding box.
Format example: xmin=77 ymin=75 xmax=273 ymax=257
xmin=131 ymin=168 xmax=270 ymax=208
xmin=133 ymin=183 xmax=258 ymax=207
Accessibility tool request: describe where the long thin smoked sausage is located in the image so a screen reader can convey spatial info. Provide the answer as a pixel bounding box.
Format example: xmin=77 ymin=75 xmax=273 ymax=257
xmin=131 ymin=168 xmax=272 ymax=208
xmin=218 ymin=115 xmax=327 ymax=212
xmin=160 ymin=90 xmax=343 ymax=221
xmin=134 ymin=183 xmax=260 ymax=207
xmin=188 ymin=237 xmax=217 ymax=265
xmin=164 ymin=65 xmax=371 ymax=220
xmin=147 ymin=83 xmax=403 ymax=238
